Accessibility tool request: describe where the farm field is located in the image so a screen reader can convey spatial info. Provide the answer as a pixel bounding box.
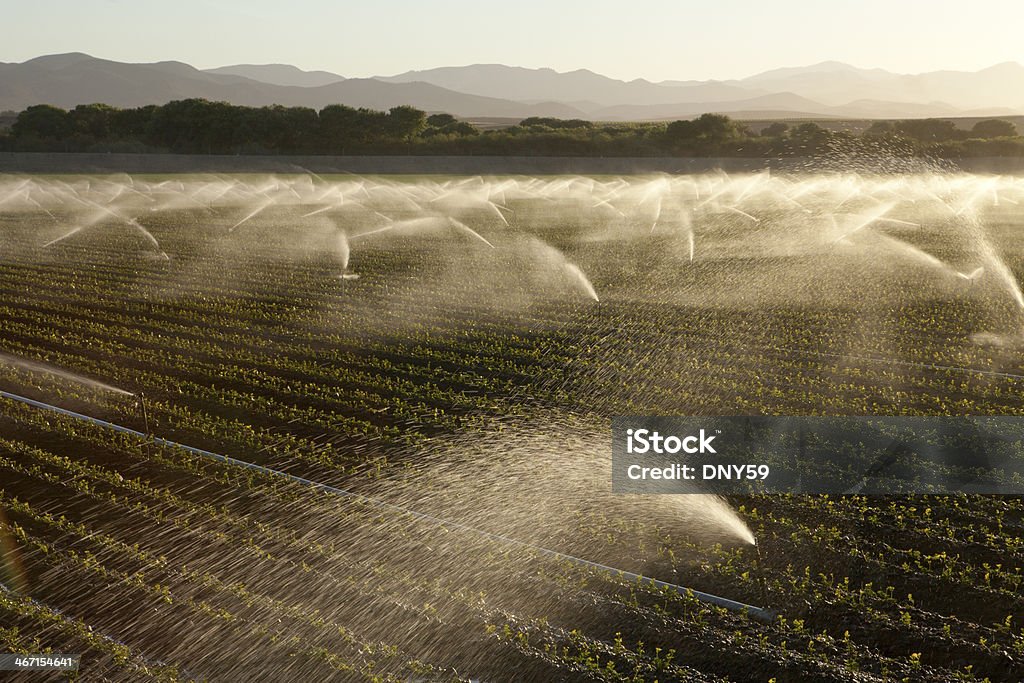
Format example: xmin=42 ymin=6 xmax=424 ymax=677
xmin=0 ymin=171 xmax=1023 ymax=681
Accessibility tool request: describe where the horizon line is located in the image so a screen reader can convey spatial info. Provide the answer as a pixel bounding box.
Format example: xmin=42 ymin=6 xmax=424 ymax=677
xmin=8 ymin=51 xmax=1024 ymax=85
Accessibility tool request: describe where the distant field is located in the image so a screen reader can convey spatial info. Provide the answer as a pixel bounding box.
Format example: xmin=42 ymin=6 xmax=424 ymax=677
xmin=460 ymin=115 xmax=1024 ymax=135
xmin=3 ymin=153 xmax=1024 ymax=176
xmin=0 ymin=172 xmax=1023 ymax=681
xmin=741 ymin=115 xmax=1024 ymax=135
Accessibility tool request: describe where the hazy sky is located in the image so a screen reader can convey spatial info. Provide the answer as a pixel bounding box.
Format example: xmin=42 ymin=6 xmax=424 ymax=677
xmin=7 ymin=0 xmax=1024 ymax=81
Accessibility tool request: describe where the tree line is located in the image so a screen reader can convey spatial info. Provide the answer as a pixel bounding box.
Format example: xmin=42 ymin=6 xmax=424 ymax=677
xmin=1 ymin=99 xmax=1021 ymax=158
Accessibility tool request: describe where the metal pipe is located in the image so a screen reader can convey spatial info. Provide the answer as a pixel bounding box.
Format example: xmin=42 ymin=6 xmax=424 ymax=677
xmin=0 ymin=389 xmax=776 ymax=622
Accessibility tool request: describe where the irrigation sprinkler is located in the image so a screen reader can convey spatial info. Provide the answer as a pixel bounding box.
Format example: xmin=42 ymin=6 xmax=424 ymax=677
xmin=755 ymin=543 xmax=770 ymax=609
xmin=0 ymin=388 xmax=776 ymax=623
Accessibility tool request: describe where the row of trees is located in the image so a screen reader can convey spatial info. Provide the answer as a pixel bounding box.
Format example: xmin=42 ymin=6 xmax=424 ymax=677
xmin=1 ymin=99 xmax=1021 ymax=157
xmin=4 ymin=101 xmax=463 ymax=154
xmin=864 ymin=118 xmax=1018 ymax=142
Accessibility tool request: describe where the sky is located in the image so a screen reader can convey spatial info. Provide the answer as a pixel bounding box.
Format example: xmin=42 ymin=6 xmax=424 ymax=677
xmin=6 ymin=0 xmax=1024 ymax=82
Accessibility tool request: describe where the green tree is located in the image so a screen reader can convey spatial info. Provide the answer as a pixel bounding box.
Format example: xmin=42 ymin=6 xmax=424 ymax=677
xmin=11 ymin=104 xmax=70 ymax=140
xmin=762 ymin=122 xmax=789 ymax=137
xmin=894 ymin=118 xmax=959 ymax=142
xmin=970 ymin=119 xmax=1017 ymax=138
xmin=320 ymin=104 xmax=362 ymax=152
xmin=787 ymin=122 xmax=831 ymax=153
xmin=424 ymin=120 xmax=478 ymax=138
xmin=320 ymin=104 xmax=388 ymax=150
xmin=664 ymin=118 xmax=695 ymax=144
xmin=385 ymin=105 xmax=426 ymax=142
xmin=246 ymin=105 xmax=319 ymax=152
xmin=426 ymin=113 xmax=458 ymax=128
xmin=663 ymin=114 xmax=742 ymax=152
xmin=863 ymin=120 xmax=894 ymax=136
xmin=443 ymin=121 xmax=477 ymax=136
xmin=691 ymin=113 xmax=740 ymax=144
xmin=145 ymin=99 xmax=242 ymax=153
xmin=111 ymin=106 xmax=158 ymax=140
xmin=68 ymin=103 xmax=117 ymax=140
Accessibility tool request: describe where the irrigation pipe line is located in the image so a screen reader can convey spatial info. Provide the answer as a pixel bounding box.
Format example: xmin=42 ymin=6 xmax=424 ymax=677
xmin=0 ymin=388 xmax=776 ymax=622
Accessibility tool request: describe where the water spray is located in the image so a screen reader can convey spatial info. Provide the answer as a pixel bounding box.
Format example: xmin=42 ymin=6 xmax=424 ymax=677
xmin=0 ymin=351 xmax=135 ymax=397
xmin=0 ymin=506 xmax=27 ymax=595
xmin=0 ymin=388 xmax=775 ymax=623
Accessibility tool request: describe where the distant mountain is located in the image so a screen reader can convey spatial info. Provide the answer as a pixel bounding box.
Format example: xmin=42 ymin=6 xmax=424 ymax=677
xmin=827 ymin=99 xmax=961 ymax=119
xmin=593 ymin=92 xmax=833 ymax=120
xmin=378 ymin=61 xmax=1024 ymax=119
xmin=726 ymin=61 xmax=1024 ymax=111
xmin=0 ymin=53 xmax=586 ymax=118
xmin=378 ymin=64 xmax=766 ymax=108
xmin=910 ymin=62 xmax=1024 ymax=110
xmin=204 ymin=64 xmax=345 ymax=88
xmin=2 ymin=53 xmax=1024 ymax=121
xmin=740 ymin=60 xmax=897 ymax=85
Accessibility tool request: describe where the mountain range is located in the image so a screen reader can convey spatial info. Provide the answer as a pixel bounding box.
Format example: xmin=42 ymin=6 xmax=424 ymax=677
xmin=2 ymin=53 xmax=1024 ymax=121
